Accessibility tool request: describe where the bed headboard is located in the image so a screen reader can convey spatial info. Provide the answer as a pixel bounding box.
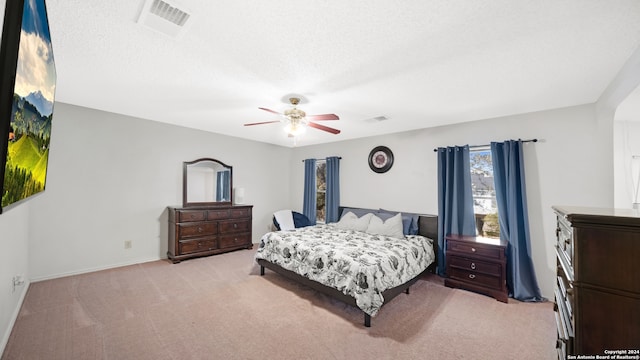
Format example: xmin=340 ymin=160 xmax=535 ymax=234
xmin=417 ymin=215 xmax=438 ymax=241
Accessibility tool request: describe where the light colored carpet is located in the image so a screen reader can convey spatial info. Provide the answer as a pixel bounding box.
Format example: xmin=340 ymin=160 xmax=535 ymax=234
xmin=2 ymin=248 xmax=556 ymax=359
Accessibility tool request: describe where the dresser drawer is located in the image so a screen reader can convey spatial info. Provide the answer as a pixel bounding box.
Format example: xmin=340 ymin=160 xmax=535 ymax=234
xmin=228 ymin=207 xmax=251 ymax=218
xmin=448 ymin=256 xmax=502 ymax=276
xmin=218 ymin=219 xmax=251 ymax=233
xmin=179 ymin=238 xmax=217 ymax=254
xmin=554 ymin=287 xmax=574 ymax=347
xmin=178 ymin=222 xmax=218 ymax=238
xmin=168 ymin=205 xmax=253 ymax=263
xmin=177 ymin=210 xmax=207 ymax=222
xmin=447 ymin=240 xmax=503 ymax=260
xmin=556 ymin=217 xmax=573 ymax=267
xmin=218 ymin=233 xmax=251 ymax=249
xmin=208 ymin=208 xmax=231 ymax=220
xmin=448 ymin=268 xmax=503 ymax=290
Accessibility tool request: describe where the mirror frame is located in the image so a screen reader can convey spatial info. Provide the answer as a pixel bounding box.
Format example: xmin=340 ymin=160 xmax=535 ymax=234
xmin=183 ymin=158 xmax=233 ymax=207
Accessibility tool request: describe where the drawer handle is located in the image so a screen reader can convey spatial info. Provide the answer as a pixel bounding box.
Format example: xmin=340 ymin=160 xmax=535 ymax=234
xmin=471 ymin=247 xmax=476 ymax=252
xmin=234 ymin=223 xmax=238 ymax=229
xmin=234 ymin=237 xmax=238 ymax=243
xmin=198 ymin=227 xmax=203 ymax=233
xmin=190 ymin=214 xmax=196 ymax=219
xmin=468 ymin=274 xmax=476 ymax=279
xmin=470 ymin=262 xmax=476 ymax=270
xmin=566 ymin=288 xmax=573 ymax=295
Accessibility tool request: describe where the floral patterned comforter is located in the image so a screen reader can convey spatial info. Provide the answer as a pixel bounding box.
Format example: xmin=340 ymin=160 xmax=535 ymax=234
xmin=255 ymin=224 xmax=435 ymax=316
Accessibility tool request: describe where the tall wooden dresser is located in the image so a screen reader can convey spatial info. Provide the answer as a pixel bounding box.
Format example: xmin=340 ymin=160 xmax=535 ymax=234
xmin=553 ymin=206 xmax=640 ymax=358
xmin=168 ymin=204 xmax=253 ymax=263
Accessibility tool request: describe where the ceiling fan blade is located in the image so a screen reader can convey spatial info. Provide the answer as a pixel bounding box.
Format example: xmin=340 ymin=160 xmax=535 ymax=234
xmin=307 ymin=113 xmax=339 ymax=121
xmin=308 ymin=122 xmax=341 ymax=134
xmin=258 ymin=107 xmax=282 ymax=115
xmin=244 ymin=120 xmax=280 ymax=126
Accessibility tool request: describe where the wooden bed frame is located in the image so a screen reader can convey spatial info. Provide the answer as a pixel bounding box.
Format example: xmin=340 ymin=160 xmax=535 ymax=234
xmin=257 ymin=209 xmax=439 ymax=327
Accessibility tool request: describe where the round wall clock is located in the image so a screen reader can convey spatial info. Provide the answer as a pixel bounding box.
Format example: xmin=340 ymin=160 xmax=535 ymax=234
xmin=368 ymin=146 xmax=394 ymax=173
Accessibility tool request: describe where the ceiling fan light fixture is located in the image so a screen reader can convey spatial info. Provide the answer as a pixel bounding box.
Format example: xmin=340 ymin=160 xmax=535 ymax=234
xmin=246 ymin=96 xmax=340 ymax=137
xmin=284 ymin=121 xmax=306 ymax=136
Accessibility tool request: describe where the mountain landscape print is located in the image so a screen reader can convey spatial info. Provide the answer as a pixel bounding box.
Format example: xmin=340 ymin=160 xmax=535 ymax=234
xmin=2 ymin=0 xmax=56 ymax=209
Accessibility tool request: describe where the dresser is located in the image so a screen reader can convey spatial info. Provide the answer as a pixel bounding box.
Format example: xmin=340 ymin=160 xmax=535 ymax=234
xmin=168 ymin=205 xmax=253 ymax=263
xmin=444 ymin=234 xmax=508 ymax=302
xmin=553 ymin=206 xmax=640 ymax=358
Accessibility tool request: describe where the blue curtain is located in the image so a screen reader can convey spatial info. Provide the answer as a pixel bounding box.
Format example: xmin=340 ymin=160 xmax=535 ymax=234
xmin=436 ymin=146 xmax=476 ymax=276
xmin=303 ymin=159 xmax=317 ymax=225
xmin=216 ymin=170 xmax=230 ymax=201
xmin=325 ymin=156 xmax=341 ymax=223
xmin=491 ymin=140 xmax=544 ymax=302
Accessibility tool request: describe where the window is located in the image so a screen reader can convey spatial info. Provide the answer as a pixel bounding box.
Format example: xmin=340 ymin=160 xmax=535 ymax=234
xmin=469 ymin=148 xmax=500 ymax=238
xmin=315 ymin=160 xmax=326 ymax=223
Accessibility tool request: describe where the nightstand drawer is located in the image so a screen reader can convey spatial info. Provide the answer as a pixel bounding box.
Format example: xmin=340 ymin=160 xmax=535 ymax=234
xmin=449 ymin=256 xmax=501 ymax=276
xmin=449 ymin=268 xmax=503 ymax=290
xmin=447 ymin=240 xmax=503 ymax=260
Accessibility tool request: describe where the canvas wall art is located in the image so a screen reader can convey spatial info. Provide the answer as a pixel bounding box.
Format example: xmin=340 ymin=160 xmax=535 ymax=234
xmin=0 ymin=0 xmax=56 ymax=213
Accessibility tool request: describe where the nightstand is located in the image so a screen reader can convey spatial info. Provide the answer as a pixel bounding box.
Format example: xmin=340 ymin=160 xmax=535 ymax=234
xmin=444 ymin=234 xmax=508 ymax=303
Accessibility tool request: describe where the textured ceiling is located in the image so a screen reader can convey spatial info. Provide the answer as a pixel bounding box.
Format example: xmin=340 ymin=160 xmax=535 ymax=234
xmin=43 ymin=0 xmax=640 ymax=147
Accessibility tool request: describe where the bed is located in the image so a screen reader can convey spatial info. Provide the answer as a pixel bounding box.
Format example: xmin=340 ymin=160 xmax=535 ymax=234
xmin=255 ymin=207 xmax=439 ymax=327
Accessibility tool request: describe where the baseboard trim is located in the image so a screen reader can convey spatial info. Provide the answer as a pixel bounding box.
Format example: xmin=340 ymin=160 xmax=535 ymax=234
xmin=0 ymin=280 xmax=30 ymax=356
xmin=30 ymin=256 xmax=162 ymax=282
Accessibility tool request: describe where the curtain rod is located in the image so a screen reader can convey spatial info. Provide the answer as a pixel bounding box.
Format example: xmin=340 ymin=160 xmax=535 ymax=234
xmin=301 ymin=157 xmax=342 ymax=162
xmin=432 ymin=139 xmax=538 ymax=152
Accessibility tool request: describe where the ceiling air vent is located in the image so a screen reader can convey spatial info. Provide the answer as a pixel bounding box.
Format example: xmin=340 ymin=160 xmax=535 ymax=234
xmin=137 ymin=0 xmax=192 ymax=38
xmin=364 ymin=115 xmax=390 ymax=123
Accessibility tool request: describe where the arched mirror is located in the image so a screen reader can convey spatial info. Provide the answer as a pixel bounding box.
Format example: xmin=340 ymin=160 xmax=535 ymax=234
xmin=183 ymin=158 xmax=232 ymax=207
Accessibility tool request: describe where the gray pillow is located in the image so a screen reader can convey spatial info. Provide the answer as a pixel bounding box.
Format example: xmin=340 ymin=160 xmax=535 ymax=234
xmin=340 ymin=207 xmax=377 ymax=219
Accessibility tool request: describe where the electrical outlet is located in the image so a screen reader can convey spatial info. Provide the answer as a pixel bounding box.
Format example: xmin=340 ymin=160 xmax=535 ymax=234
xmin=124 ymin=240 xmax=132 ymax=249
xmin=12 ymin=275 xmax=24 ymax=293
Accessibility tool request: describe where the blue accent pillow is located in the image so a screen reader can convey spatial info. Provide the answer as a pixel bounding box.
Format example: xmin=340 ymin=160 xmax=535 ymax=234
xmin=292 ymin=211 xmax=313 ymax=228
xmin=273 ymin=211 xmax=313 ymax=230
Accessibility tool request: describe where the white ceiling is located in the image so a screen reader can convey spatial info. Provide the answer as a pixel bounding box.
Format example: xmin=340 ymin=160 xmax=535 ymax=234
xmin=44 ymin=0 xmax=640 ymax=147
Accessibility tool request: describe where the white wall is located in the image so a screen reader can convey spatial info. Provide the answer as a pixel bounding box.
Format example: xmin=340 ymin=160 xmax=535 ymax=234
xmin=613 ymin=84 xmax=640 ymax=209
xmin=0 ymin=204 xmax=29 ymax=352
xmin=0 ymin=0 xmax=30 ymax=351
xmin=26 ymin=103 xmax=292 ymax=280
xmin=614 ymin=120 xmax=640 ymax=208
xmin=290 ymin=103 xmax=611 ymax=299
xmin=601 ymin=44 xmax=640 ymax=209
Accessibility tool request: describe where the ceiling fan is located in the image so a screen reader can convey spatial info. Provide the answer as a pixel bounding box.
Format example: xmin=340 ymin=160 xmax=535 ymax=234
xmin=244 ymin=97 xmax=341 ymax=136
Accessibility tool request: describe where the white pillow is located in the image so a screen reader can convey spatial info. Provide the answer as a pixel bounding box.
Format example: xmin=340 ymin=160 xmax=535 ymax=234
xmin=334 ymin=212 xmax=373 ymax=232
xmin=366 ymin=213 xmax=405 ymax=239
xmin=274 ymin=209 xmax=295 ymax=230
